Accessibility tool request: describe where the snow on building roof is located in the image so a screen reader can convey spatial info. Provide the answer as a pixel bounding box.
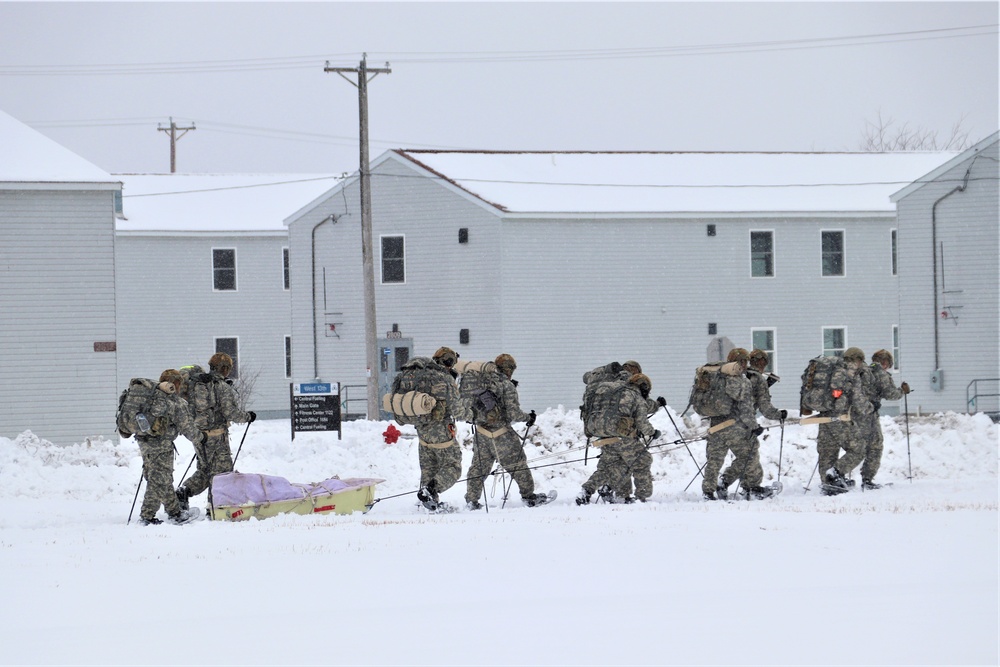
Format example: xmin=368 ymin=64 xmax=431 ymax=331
xmin=0 ymin=109 xmax=116 ymax=185
xmin=116 ymin=173 xmax=343 ymax=233
xmin=393 ymin=149 xmax=960 ymax=215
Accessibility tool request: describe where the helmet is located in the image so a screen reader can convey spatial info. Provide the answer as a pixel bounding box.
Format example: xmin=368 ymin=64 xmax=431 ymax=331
xmin=727 ymin=348 xmax=750 ymax=364
xmin=495 ymin=353 xmax=517 ymax=377
xmin=748 ymin=349 xmax=769 ymax=368
xmin=209 ymin=352 xmax=233 ymax=376
xmin=159 ymin=369 xmax=183 ymax=393
xmin=872 ymin=349 xmax=893 ymax=367
xmin=629 ymin=373 xmax=652 ymax=397
xmin=622 ymin=360 xmax=642 ymax=375
xmin=433 ymin=346 xmax=459 ymax=368
xmin=843 ymin=347 xmax=866 ymax=362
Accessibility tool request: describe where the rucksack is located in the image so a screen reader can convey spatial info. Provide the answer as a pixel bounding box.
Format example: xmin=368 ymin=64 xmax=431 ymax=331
xmin=116 ymin=378 xmax=166 ymax=438
xmin=581 ymin=362 xmax=629 ymax=433
xmin=687 ymin=362 xmax=740 ymax=417
xmin=383 ymin=357 xmax=443 ymax=426
xmin=457 ymin=361 xmax=504 ymax=423
xmin=799 ymin=355 xmax=849 ymax=415
xmin=584 ymin=379 xmax=635 ymax=439
xmin=178 ymin=364 xmax=209 ymax=402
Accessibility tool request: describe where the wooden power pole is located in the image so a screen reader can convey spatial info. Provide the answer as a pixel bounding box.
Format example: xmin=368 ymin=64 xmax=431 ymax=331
xmin=324 ymin=54 xmax=391 ymax=420
xmin=157 ymin=117 xmax=196 ymax=173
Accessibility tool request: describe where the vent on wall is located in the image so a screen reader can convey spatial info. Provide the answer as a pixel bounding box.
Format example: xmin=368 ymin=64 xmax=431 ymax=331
xmin=460 ymin=329 xmax=470 ymax=344
xmin=459 ymin=228 xmax=469 ymax=244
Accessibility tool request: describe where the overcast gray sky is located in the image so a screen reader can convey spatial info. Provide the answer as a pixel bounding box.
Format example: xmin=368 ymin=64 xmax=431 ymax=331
xmin=1 ymin=1 xmax=996 ymax=175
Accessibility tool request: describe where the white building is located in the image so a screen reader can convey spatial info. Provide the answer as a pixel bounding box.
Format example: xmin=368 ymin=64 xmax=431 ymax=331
xmin=0 ymin=110 xmax=121 ymax=445
xmin=891 ymin=132 xmax=1000 ymax=416
xmin=286 ymin=149 xmax=968 ymax=417
xmin=115 ymin=173 xmax=339 ymax=418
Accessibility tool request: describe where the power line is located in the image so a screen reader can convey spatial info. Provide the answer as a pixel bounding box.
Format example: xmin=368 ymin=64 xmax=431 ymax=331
xmin=121 ymin=175 xmax=345 ymax=198
xmin=0 ymin=24 xmax=993 ymax=75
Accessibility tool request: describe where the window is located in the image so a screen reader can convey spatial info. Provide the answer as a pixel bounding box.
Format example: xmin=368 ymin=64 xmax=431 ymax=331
xmin=213 ymin=248 xmax=237 ymax=291
xmin=282 ymin=247 xmax=290 ymax=290
xmin=750 ymin=231 xmax=774 ymax=277
xmin=891 ymin=229 xmax=897 ymax=276
xmin=284 ymin=336 xmax=292 ymax=378
xmin=892 ymin=326 xmax=900 ymax=370
xmin=822 ymin=327 xmax=846 ymax=357
xmin=215 ymin=337 xmax=239 ymax=379
xmin=821 ymin=231 xmax=844 ymax=277
xmin=751 ymin=329 xmax=776 ymax=372
xmin=381 ymin=235 xmax=405 ymax=283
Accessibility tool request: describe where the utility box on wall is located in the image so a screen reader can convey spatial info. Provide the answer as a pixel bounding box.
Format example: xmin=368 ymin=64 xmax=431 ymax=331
xmin=930 ymin=370 xmax=944 ymax=392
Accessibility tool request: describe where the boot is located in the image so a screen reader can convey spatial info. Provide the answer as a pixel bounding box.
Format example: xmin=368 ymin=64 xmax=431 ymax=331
xmin=862 ymin=479 xmax=882 ymax=491
xmin=715 ymin=481 xmax=729 ymax=501
xmin=139 ymin=516 xmax=162 ymax=526
xmin=824 ymin=467 xmax=849 ymax=490
xmin=466 ymin=499 xmax=483 ymax=511
xmin=416 ymin=486 xmax=438 ymax=511
xmin=575 ymin=489 xmax=591 ymax=506
xmin=167 ymin=508 xmax=199 ymax=525
xmin=747 ymin=485 xmax=775 ymax=500
xmin=524 ymin=493 xmax=552 ymax=507
xmin=597 ymin=485 xmax=614 ymax=503
xmin=703 ymin=490 xmax=717 ymax=501
xmin=175 ymin=486 xmax=190 ymax=511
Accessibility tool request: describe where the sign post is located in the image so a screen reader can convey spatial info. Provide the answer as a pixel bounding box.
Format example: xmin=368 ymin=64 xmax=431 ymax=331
xmin=290 ymin=382 xmax=341 ymax=440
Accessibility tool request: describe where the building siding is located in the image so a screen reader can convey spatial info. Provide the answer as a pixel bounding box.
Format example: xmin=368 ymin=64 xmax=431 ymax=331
xmin=0 ymin=189 xmax=119 ymax=444
xmin=115 ymin=234 xmax=292 ymax=418
xmin=896 ymin=138 xmax=999 ymax=414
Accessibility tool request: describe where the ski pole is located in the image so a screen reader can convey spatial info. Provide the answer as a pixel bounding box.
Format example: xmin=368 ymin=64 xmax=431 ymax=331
xmin=904 ymin=392 xmax=912 ymax=483
xmin=177 ymin=452 xmax=197 ymax=488
xmin=804 ymin=460 xmax=819 ymax=493
xmin=777 ymin=417 xmax=785 ymax=483
xmin=666 ymin=408 xmax=703 ymax=480
xmin=127 ymin=469 xmax=144 ymax=525
xmin=231 ymin=421 xmax=252 ymax=469
xmin=683 ymin=460 xmax=708 ymax=493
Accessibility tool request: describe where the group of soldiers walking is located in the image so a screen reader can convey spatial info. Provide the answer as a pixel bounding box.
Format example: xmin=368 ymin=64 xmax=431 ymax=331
xmin=131 ymin=353 xmax=255 ymax=525
xmin=391 ymin=343 xmax=910 ymax=511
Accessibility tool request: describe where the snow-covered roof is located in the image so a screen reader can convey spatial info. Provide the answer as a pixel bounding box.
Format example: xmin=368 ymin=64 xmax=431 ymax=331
xmin=890 ymin=131 xmax=1000 ymax=202
xmin=116 ymin=173 xmax=343 ymax=233
xmin=0 ymin=109 xmax=117 ymax=185
xmin=392 ymin=149 xmax=960 ymax=215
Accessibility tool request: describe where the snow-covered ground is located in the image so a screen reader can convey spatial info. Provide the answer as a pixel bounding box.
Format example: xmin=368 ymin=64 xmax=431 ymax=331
xmin=1 ymin=407 xmax=996 ymax=666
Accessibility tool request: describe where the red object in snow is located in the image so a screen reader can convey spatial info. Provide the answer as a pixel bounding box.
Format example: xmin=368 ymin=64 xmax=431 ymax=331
xmin=383 ymin=424 xmax=401 ymax=444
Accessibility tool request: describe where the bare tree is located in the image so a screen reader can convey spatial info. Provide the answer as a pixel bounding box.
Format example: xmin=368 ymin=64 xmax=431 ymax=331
xmin=232 ymin=364 xmax=261 ymax=413
xmin=860 ymin=110 xmax=971 ymax=151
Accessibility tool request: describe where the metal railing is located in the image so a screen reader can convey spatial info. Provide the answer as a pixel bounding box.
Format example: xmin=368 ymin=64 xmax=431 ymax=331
xmin=966 ymin=378 xmax=1000 ymax=416
xmin=340 ymin=384 xmax=369 ymax=421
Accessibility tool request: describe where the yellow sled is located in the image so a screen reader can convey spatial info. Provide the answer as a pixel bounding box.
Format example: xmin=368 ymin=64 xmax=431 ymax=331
xmin=209 ymin=473 xmax=383 ymax=522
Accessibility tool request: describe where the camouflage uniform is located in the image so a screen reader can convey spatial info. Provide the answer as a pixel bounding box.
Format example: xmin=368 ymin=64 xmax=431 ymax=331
xmin=396 ymin=356 xmax=472 ymax=499
xmin=464 ymin=372 xmax=536 ymax=504
xmin=136 ymin=382 xmax=205 ymax=522
xmin=582 ymin=381 xmax=656 ymax=501
xmin=859 ymin=363 xmax=904 ymax=483
xmin=703 ymin=371 xmax=758 ymax=496
xmin=731 ymin=369 xmax=785 ymax=490
xmin=178 ymin=370 xmax=251 ymax=499
xmin=816 ymin=364 xmax=874 ymax=480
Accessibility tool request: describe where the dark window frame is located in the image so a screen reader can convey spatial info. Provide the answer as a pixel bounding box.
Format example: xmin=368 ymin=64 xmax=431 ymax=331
xmin=213 ymin=248 xmax=237 ymax=291
xmin=821 ymin=230 xmax=845 ymax=277
xmin=380 ymin=235 xmax=405 ymax=284
xmin=750 ymin=230 xmax=775 ymax=278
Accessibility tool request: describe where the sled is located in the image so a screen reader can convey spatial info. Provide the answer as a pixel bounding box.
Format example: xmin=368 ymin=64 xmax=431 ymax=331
xmin=209 ymin=472 xmax=384 ymax=521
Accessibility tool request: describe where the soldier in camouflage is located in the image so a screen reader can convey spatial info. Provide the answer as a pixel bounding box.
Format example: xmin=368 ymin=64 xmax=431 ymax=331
xmin=819 ymin=347 xmax=875 ymax=494
xmin=176 ymin=353 xmax=255 ymax=510
xmin=137 ymin=369 xmax=207 ymax=525
xmin=577 ymin=373 xmax=660 ymax=504
xmin=736 ymin=348 xmax=788 ymax=498
xmin=412 ymin=347 xmax=472 ymax=510
xmin=464 ymin=354 xmax=549 ymax=509
xmin=858 ymin=349 xmax=910 ymax=490
xmin=703 ymin=349 xmax=760 ymax=501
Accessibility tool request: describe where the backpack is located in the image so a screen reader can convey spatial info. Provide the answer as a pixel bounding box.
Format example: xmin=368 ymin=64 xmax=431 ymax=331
xmin=799 ymin=355 xmax=849 ymax=415
xmin=116 ymin=378 xmax=166 ymax=438
xmin=687 ymin=362 xmax=740 ymax=417
xmin=178 ymin=364 xmax=209 ymax=402
xmin=584 ymin=380 xmax=636 ymax=439
xmin=457 ymin=361 xmax=504 ymax=423
xmin=581 ymin=362 xmax=628 ymax=432
xmin=383 ymin=357 xmax=443 ymax=426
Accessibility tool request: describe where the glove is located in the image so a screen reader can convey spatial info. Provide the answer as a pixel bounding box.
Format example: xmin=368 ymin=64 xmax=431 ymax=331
xmin=779 ymin=409 xmax=788 ymax=420
xmin=656 ymin=396 xmax=667 ymax=407
xmin=651 ymin=429 xmax=661 ymax=440
xmin=752 ymin=426 xmax=764 ymax=437
xmin=900 ymin=382 xmax=911 ymax=395
xmin=526 ymin=410 xmax=537 ymax=427
xmin=247 ymin=410 xmax=257 ymax=423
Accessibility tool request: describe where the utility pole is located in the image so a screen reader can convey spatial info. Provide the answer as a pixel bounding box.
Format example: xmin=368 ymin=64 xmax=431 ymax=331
xmin=157 ymin=117 xmax=196 ymax=173
xmin=324 ymin=54 xmax=391 ymax=420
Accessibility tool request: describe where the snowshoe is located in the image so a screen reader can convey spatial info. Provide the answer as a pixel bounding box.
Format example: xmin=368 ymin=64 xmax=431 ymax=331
xmin=821 ymin=483 xmax=849 ymax=496
xmin=417 ymin=485 xmax=439 ymax=511
xmin=746 ymin=485 xmax=776 ymax=500
xmin=823 ymin=467 xmax=849 ymax=491
xmin=139 ymin=516 xmax=163 ymax=526
xmin=862 ymin=480 xmax=883 ymax=491
xmin=167 ymin=507 xmax=200 ymax=525
xmin=466 ymin=500 xmax=483 ymax=511
xmin=523 ymin=490 xmax=557 ymax=507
